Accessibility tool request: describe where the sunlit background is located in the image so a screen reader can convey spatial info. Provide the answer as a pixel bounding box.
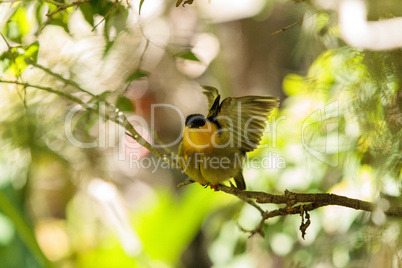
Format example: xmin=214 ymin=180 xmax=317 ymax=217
xmin=0 ymin=0 xmax=401 ymax=267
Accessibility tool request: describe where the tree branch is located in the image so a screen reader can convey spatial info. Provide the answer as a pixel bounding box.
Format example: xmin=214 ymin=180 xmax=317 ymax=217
xmin=25 ymin=59 xmax=95 ymax=97
xmin=0 ymin=79 xmax=178 ymax=170
xmin=211 ymin=184 xmax=402 ymax=237
xmin=45 ymin=0 xmax=91 ymax=17
xmin=215 ymin=185 xmax=401 ymax=217
xmin=272 ymin=18 xmax=303 ymax=35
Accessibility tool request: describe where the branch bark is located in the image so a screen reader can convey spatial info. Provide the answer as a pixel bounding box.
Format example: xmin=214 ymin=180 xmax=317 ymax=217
xmin=215 ymin=184 xmax=402 ymax=216
xmin=212 ymin=184 xmax=402 ymax=237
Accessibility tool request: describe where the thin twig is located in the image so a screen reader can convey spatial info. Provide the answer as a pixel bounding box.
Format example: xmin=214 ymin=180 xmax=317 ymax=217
xmin=152 ymin=131 xmax=174 ymax=155
xmin=19 ymin=61 xmax=174 ymax=166
xmin=0 ymin=79 xmax=176 ymax=168
xmin=92 ymin=0 xmax=122 ymax=32
xmin=272 ymin=18 xmax=303 ymax=35
xmin=46 ymin=0 xmax=91 ymax=17
xmin=26 ymin=59 xmax=95 ymax=96
xmin=123 ymin=37 xmax=149 ymax=94
xmin=41 ymin=0 xmax=62 ymax=6
xmin=0 ymin=33 xmax=11 ymax=49
xmin=0 ymin=33 xmax=28 ymax=107
xmin=177 ymin=180 xmax=194 ymax=188
xmin=0 ymin=79 xmax=86 ymax=104
xmin=239 ymin=196 xmax=265 ymax=214
xmin=239 ymin=216 xmax=266 ymax=237
xmin=36 ymin=17 xmax=52 ymax=36
xmin=138 ymin=38 xmax=149 ymax=66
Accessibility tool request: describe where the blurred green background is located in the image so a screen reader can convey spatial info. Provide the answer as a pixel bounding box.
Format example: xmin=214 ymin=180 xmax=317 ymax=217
xmin=0 ymin=0 xmax=401 ymax=267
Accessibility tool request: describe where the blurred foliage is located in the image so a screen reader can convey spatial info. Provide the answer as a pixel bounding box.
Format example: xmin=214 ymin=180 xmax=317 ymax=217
xmin=0 ymin=0 xmax=401 ymax=268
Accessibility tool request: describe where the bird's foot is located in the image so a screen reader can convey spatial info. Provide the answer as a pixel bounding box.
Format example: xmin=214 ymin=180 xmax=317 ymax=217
xmin=201 ymin=184 xmax=218 ymax=191
xmin=210 ymin=185 xmax=218 ymax=191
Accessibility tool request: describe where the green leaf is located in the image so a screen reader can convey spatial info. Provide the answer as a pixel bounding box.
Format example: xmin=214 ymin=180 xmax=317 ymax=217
xmin=0 ymin=190 xmax=50 ymax=268
xmin=46 ymin=4 xmax=71 ymax=33
xmin=79 ymin=2 xmax=95 ymax=26
xmin=48 ymin=16 xmax=70 ymax=33
xmin=4 ymin=42 xmax=40 ymax=75
xmin=125 ymin=69 xmax=148 ymax=82
xmin=139 ymin=0 xmax=145 ymax=14
xmin=105 ymin=5 xmax=128 ymax=37
xmin=95 ymin=0 xmax=115 ymax=17
xmin=175 ymin=50 xmax=200 ymax=62
xmin=36 ymin=2 xmax=47 ymax=25
xmin=282 ymin=74 xmax=306 ymax=96
xmin=0 ymin=52 xmax=11 ymax=72
xmin=24 ymin=41 xmax=39 ymax=63
xmin=14 ymin=54 xmax=27 ymax=74
xmin=11 ymin=7 xmax=30 ymax=43
xmin=115 ymin=96 xmax=134 ymax=112
xmin=134 ymin=187 xmax=224 ymax=264
xmin=79 ymin=0 xmax=114 ymax=26
xmin=3 ymin=21 xmax=20 ymax=43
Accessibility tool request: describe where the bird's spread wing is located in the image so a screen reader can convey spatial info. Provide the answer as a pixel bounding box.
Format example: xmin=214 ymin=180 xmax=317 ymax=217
xmin=218 ymin=95 xmax=279 ymax=152
xmin=201 ymin=85 xmax=220 ymax=118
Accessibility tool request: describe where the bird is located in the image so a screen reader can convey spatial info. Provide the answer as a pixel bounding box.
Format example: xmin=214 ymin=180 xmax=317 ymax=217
xmin=178 ymin=85 xmax=279 ymax=190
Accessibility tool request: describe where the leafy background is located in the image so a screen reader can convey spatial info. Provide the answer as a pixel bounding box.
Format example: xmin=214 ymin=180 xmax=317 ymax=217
xmin=0 ymin=0 xmax=401 ymax=267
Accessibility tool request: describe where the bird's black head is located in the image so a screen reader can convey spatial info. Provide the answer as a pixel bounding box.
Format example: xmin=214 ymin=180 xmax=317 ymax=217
xmin=185 ymin=114 xmax=206 ymax=128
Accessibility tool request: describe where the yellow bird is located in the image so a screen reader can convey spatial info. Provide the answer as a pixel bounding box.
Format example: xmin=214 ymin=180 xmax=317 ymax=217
xmin=178 ymin=86 xmax=279 ymax=190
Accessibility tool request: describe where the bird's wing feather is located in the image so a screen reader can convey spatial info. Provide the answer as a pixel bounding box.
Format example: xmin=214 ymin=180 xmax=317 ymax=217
xmin=218 ymin=95 xmax=279 ymax=152
xmin=201 ymin=85 xmax=220 ymax=118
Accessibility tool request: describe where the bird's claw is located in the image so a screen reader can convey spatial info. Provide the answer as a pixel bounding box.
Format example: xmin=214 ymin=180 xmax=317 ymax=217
xmin=210 ymin=185 xmax=218 ymax=191
xmin=201 ymin=184 xmax=218 ymax=191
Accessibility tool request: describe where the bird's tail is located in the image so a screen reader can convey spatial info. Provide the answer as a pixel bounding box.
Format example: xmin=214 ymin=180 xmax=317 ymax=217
xmin=234 ymin=172 xmax=246 ymax=190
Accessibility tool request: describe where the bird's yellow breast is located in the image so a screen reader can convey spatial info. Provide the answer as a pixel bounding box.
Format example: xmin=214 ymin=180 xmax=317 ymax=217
xmin=182 ymin=121 xmax=219 ymax=153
